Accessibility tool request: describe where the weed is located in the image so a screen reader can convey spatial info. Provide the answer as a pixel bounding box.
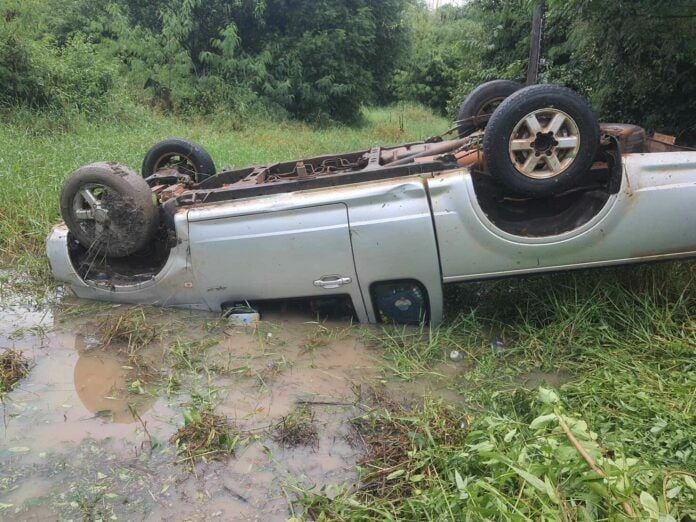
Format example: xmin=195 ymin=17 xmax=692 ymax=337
xmin=99 ymin=307 xmax=159 ymax=351
xmin=55 ymin=301 xmax=120 ymax=320
xmin=301 ymin=323 xmax=352 ymax=354
xmin=272 ymin=405 xmax=319 ymax=449
xmin=302 ymin=393 xmax=468 ymax=518
xmin=301 ymin=328 xmax=331 ymax=353
xmin=0 ymin=349 xmax=30 ymax=394
xmin=170 ymin=409 xmax=239 ymax=464
xmin=253 ymin=356 xmax=293 ymax=389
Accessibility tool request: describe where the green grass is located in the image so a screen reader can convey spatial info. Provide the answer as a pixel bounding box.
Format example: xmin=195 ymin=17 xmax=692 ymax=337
xmin=0 ymin=104 xmax=447 ymax=281
xmin=305 ymin=264 xmax=696 ymax=520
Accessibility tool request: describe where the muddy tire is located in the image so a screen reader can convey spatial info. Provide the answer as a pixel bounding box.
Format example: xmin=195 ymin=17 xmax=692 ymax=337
xmin=457 ymin=80 xmax=524 ymax=137
xmin=142 ymin=138 xmax=216 ymax=182
xmin=483 ymin=84 xmax=600 ymax=197
xmin=60 ymin=163 xmax=159 ymax=258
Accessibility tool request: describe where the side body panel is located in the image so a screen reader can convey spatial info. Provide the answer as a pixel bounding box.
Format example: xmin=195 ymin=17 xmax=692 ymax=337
xmin=431 ymin=152 xmax=696 ymax=281
xmin=187 ymin=203 xmax=369 ymax=322
xmin=47 ymin=212 xmax=209 ymax=309
xmin=345 ymin=179 xmax=443 ymax=323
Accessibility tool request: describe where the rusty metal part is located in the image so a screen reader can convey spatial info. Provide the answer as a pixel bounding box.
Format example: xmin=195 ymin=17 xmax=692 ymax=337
xmin=653 ymin=132 xmax=677 ymax=145
xmin=295 ymin=162 xmax=310 ymax=179
xmin=159 ymin=184 xmax=188 ymax=202
xmin=144 ymin=168 xmax=192 ymax=188
xmin=600 ymin=123 xmax=646 ymax=153
xmin=647 ymin=137 xmax=695 ymax=153
xmin=456 ymin=148 xmax=484 ymax=168
xmin=389 ymin=138 xmax=469 ymax=166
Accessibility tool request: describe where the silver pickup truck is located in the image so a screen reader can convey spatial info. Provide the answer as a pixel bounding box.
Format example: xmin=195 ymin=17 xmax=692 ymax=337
xmin=47 ymin=84 xmax=696 ymax=324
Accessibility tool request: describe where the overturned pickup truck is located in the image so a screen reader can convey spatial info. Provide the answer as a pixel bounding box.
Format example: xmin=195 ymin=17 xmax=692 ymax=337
xmin=48 ymin=83 xmax=696 ymax=324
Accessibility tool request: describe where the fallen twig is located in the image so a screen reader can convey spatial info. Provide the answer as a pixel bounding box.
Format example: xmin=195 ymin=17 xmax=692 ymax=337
xmin=555 ymin=410 xmax=635 ymax=518
xmin=295 ymin=399 xmax=370 ymax=411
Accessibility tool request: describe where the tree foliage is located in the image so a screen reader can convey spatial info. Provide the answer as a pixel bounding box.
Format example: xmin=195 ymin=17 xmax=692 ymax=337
xmin=1 ymin=0 xmax=695 ymax=137
xmin=394 ymin=0 xmax=696 ymax=140
xmin=0 ymin=0 xmax=411 ymax=123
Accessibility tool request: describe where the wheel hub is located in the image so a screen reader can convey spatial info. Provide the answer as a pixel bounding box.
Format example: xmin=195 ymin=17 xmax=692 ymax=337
xmin=508 ymin=108 xmax=581 ymax=180
xmin=94 ymin=207 xmax=109 ymax=223
xmin=531 ymin=131 xmax=558 ymax=155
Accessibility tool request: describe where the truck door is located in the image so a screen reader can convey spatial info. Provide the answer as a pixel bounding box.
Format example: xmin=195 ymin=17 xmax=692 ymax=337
xmin=187 ymin=203 xmax=368 ymax=322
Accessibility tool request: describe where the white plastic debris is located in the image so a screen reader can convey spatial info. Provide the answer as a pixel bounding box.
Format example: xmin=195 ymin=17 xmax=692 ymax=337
xmin=226 ymin=312 xmax=260 ymax=326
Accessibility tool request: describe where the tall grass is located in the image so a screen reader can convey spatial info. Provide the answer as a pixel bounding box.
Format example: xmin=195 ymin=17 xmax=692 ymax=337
xmin=0 ymin=103 xmax=447 ymax=281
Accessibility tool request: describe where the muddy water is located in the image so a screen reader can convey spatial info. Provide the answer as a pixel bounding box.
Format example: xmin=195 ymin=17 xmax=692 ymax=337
xmin=0 ymin=293 xmax=465 ymax=521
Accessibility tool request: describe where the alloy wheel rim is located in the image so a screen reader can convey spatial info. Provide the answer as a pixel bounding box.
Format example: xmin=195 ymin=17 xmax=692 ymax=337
xmin=508 ymin=108 xmax=581 ymax=180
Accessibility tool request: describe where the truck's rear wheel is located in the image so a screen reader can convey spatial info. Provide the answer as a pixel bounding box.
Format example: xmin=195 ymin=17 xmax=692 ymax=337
xmin=457 ymin=80 xmax=524 ymax=137
xmin=483 ymin=84 xmax=599 ymax=197
xmin=142 ymin=138 xmax=216 ymax=182
xmin=60 ymin=163 xmax=159 ymax=258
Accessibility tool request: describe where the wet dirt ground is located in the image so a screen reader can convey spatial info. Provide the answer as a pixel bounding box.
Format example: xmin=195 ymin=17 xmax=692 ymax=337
xmin=0 ymin=291 xmax=469 ymax=521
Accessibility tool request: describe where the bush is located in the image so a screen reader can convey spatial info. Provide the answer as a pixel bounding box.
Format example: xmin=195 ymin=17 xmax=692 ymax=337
xmin=0 ymin=2 xmax=115 ymax=113
xmin=107 ymin=0 xmax=411 ymax=123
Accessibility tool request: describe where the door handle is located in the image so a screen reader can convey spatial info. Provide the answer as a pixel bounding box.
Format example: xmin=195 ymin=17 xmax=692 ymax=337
xmin=313 ymin=275 xmax=353 ymax=289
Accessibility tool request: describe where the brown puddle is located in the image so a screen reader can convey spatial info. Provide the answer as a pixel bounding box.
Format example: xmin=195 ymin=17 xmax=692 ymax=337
xmin=1 ymin=294 xmax=462 ymax=520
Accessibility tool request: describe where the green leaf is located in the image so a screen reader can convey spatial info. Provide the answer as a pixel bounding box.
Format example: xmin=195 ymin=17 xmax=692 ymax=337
xmin=469 ymin=441 xmax=495 ymax=453
xmin=683 ymin=476 xmax=696 ymax=491
xmin=640 ymin=491 xmax=659 ymax=517
xmin=8 ymin=447 xmax=30 ymax=453
xmin=455 ymin=470 xmax=466 ymax=490
xmin=530 ymin=413 xmax=557 ymax=429
xmin=666 ymin=485 xmax=681 ymax=499
xmin=454 ymin=470 xmax=470 ymax=499
xmin=538 ymin=387 xmax=560 ymax=405
xmin=544 ymin=476 xmax=560 ymax=504
xmin=508 ymin=464 xmax=546 ymax=493
xmin=386 ymin=469 xmax=405 ymax=480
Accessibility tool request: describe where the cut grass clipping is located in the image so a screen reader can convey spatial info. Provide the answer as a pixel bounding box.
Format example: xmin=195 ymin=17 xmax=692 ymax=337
xmin=273 ymin=405 xmax=319 ymax=449
xmin=0 ymin=349 xmax=30 ymax=394
xmin=99 ymin=307 xmax=161 ymax=375
xmin=170 ymin=409 xmax=239 ymax=464
xmin=99 ymin=307 xmax=160 ymax=353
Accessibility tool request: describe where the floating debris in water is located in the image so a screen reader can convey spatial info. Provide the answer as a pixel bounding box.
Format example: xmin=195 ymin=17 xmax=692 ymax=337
xmin=273 ymin=405 xmax=319 ymax=449
xmin=170 ymin=410 xmax=239 ymax=464
xmin=0 ymin=349 xmax=30 ymax=393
